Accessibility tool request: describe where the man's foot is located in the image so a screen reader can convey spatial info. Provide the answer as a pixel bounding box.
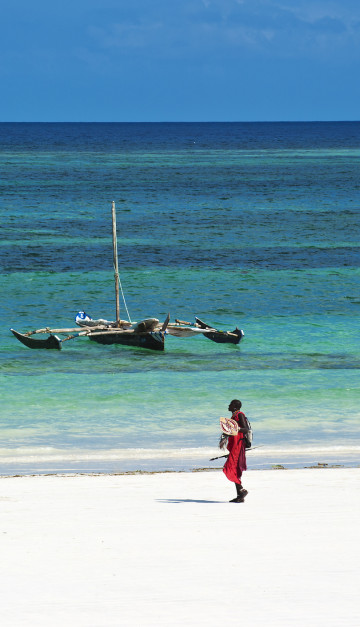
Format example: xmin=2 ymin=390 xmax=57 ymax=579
xmin=239 ymin=489 xmax=248 ymax=498
xmin=229 ymin=496 xmax=245 ymax=503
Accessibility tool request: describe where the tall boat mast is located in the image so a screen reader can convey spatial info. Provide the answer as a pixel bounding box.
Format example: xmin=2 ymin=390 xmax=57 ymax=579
xmin=111 ymin=200 xmax=121 ymax=327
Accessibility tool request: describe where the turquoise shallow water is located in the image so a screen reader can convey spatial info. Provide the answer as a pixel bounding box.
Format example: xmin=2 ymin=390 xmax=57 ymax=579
xmin=0 ymin=122 xmax=359 ymax=474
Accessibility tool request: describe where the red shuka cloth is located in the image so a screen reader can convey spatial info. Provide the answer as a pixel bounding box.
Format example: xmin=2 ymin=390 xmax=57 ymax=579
xmin=223 ymin=411 xmax=247 ymax=484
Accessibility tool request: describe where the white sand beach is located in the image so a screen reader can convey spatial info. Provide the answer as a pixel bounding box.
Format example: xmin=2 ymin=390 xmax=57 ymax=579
xmin=1 ymin=468 xmax=359 ymax=627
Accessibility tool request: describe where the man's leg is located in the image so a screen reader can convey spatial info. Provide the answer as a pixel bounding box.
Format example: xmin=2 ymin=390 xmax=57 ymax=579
xmin=229 ymin=482 xmax=248 ymax=502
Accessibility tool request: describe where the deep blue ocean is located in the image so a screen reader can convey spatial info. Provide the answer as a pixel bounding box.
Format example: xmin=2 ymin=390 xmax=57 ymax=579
xmin=0 ymin=122 xmax=359 ymax=474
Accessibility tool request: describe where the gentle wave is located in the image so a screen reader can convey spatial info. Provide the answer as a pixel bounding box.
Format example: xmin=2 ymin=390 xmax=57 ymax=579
xmin=0 ymin=446 xmax=217 ymax=464
xmin=0 ymin=445 xmax=358 ymax=474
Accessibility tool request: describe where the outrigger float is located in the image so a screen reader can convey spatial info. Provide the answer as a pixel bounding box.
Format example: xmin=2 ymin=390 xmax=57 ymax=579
xmin=11 ymin=202 xmax=244 ymax=352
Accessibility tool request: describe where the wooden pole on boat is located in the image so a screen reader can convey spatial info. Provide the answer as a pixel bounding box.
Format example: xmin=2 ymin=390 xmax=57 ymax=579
xmin=111 ymin=201 xmax=121 ymax=326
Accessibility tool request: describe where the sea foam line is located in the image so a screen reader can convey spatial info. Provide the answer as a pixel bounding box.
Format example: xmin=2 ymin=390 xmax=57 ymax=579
xmin=0 ymin=444 xmax=359 ymax=465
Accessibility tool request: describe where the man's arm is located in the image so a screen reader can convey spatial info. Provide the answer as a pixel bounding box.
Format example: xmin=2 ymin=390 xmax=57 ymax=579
xmin=237 ymin=412 xmax=249 ymax=434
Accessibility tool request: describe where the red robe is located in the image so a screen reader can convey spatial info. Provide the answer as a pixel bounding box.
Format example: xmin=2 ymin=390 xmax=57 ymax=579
xmin=223 ymin=411 xmax=247 ymax=484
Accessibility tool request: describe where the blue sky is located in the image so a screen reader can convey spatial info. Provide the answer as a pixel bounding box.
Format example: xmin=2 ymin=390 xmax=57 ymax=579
xmin=1 ymin=0 xmax=359 ymax=121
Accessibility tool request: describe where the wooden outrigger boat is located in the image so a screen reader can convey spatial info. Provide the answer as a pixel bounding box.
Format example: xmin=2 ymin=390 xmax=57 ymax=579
xmin=11 ymin=202 xmax=244 ymax=352
xmin=11 ymin=202 xmax=168 ymax=351
xmin=11 ymin=315 xmax=243 ymax=351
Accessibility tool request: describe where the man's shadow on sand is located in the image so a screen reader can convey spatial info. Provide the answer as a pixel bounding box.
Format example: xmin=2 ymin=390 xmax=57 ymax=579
xmin=157 ymin=499 xmax=223 ymax=504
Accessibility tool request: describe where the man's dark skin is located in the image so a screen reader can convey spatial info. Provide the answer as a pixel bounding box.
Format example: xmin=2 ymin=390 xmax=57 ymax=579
xmin=228 ymin=400 xmax=249 ymax=434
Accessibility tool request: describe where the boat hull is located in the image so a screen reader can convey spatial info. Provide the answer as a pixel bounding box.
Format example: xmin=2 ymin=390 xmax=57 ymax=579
xmin=194 ymin=318 xmax=244 ymax=345
xmin=201 ymin=328 xmax=243 ymax=344
xmin=88 ymin=330 xmax=165 ymax=351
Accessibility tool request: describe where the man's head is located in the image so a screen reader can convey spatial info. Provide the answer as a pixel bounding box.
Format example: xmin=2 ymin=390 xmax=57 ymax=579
xmin=228 ymin=399 xmax=242 ymax=413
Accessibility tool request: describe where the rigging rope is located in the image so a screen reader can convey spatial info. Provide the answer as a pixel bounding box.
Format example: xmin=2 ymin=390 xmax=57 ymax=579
xmin=118 ymin=274 xmax=132 ymax=324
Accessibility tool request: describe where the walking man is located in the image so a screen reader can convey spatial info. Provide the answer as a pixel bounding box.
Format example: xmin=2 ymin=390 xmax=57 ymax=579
xmin=223 ymin=399 xmax=249 ymax=502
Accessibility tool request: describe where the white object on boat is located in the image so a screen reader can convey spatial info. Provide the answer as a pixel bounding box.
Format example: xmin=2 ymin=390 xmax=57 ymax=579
xmin=75 ymin=312 xmax=112 ymax=327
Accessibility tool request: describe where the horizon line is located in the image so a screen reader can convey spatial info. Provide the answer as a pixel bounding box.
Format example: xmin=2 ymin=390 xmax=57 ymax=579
xmin=1 ymin=119 xmax=360 ymax=124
